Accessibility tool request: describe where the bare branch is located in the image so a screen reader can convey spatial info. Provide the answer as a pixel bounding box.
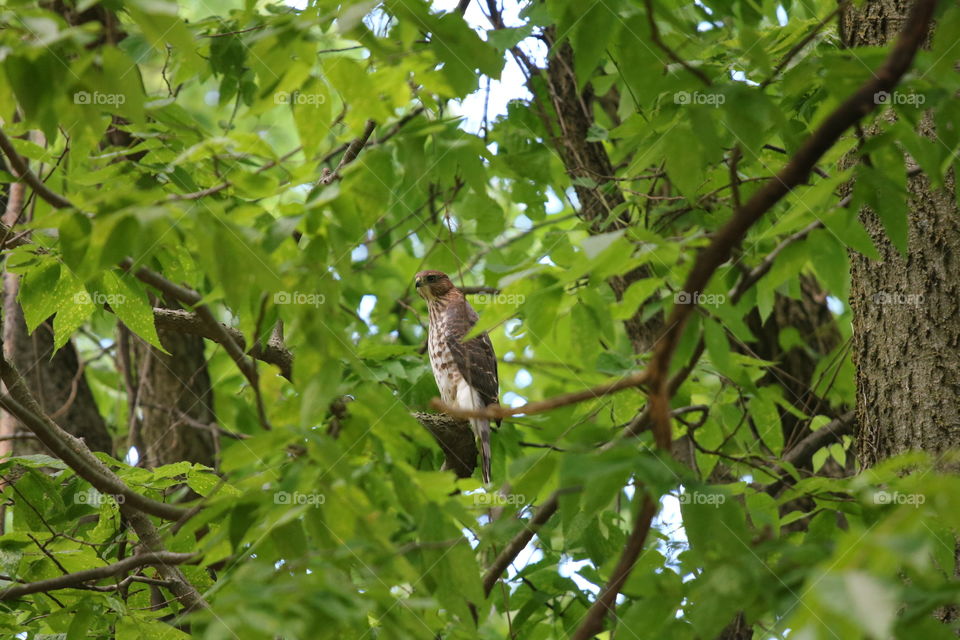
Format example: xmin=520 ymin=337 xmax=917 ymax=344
xmin=152 ymin=308 xmax=293 ymax=380
xmin=0 ymin=363 xmax=187 ymax=521
xmin=0 ymin=128 xmax=74 ymax=209
xmin=783 ymin=410 xmax=855 ymax=468
xmin=0 ymin=552 xmax=195 ymax=600
xmin=570 ymin=494 xmax=658 ymax=640
xmin=319 ymin=119 xmax=377 ymax=184
xmin=482 ymin=487 xmax=580 ymax=596
xmin=431 ymin=370 xmax=648 ymax=420
xmin=643 ymin=0 xmax=712 ymax=86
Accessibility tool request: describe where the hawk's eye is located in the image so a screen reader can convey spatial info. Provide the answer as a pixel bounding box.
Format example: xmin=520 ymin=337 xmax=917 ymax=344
xmin=427 ymin=275 xmax=437 ymax=282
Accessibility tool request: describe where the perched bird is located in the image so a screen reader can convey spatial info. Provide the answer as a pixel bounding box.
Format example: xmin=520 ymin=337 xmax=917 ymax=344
xmin=415 ymin=270 xmax=499 ymax=483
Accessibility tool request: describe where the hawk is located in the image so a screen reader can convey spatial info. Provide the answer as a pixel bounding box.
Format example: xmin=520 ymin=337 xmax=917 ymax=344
xmin=416 ymin=270 xmax=499 ymax=483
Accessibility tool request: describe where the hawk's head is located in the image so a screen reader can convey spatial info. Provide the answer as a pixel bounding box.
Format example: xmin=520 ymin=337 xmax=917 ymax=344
xmin=415 ymin=270 xmax=455 ymax=301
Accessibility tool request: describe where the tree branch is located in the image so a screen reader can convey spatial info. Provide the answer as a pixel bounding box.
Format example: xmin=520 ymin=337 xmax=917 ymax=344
xmin=570 ymin=494 xmax=658 ymax=640
xmin=120 ymin=259 xmax=273 ymax=430
xmin=319 ymin=119 xmax=377 ymax=184
xmin=413 ymin=411 xmax=478 ymax=478
xmin=152 ymin=308 xmax=293 ymax=380
xmin=0 ymin=552 xmax=195 ymax=600
xmin=0 ymin=361 xmax=187 ymax=521
xmin=574 ymin=4 xmax=935 ymax=635
xmin=644 ymin=0 xmax=712 ymax=86
xmin=431 ymin=370 xmax=648 ymax=420
xmin=783 ymin=410 xmax=855 ymax=468
xmin=0 ymin=128 xmax=74 ymax=209
xmin=482 ymin=488 xmax=579 ymax=596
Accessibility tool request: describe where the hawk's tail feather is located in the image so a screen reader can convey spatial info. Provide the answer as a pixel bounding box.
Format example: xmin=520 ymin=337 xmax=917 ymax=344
xmin=471 ymin=417 xmax=492 ymax=484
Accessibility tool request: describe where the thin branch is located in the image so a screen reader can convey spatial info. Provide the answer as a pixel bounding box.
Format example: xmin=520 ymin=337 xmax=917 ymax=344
xmin=0 ymin=552 xmax=195 ymax=600
xmin=431 ymin=370 xmax=648 ymax=420
xmin=167 ymin=146 xmax=302 ymax=201
xmin=319 ymin=119 xmax=377 ymax=184
xmin=0 ymin=128 xmax=74 ymax=209
xmin=482 ymin=487 xmax=580 ymax=596
xmin=643 ymin=0 xmax=712 ymax=86
xmin=570 ymin=494 xmax=657 ymax=640
xmin=0 ymin=370 xmax=187 ymax=522
xmin=783 ymin=410 xmax=855 ymax=468
xmin=759 ymin=1 xmax=849 ymax=89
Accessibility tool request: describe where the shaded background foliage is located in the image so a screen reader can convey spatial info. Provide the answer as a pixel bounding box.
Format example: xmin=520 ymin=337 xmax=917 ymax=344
xmin=0 ymin=0 xmax=958 ymax=638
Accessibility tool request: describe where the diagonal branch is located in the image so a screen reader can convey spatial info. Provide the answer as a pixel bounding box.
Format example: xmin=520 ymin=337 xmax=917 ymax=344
xmin=643 ymin=0 xmax=712 ymax=86
xmin=0 ymin=387 xmax=187 ymax=521
xmin=0 ymin=551 xmax=195 ymax=600
xmin=572 ymin=2 xmax=936 ymax=637
xmin=0 ymin=128 xmax=74 ymax=209
xmin=482 ymin=487 xmax=580 ymax=596
xmin=152 ymin=308 xmax=293 ymax=380
xmin=120 ymin=259 xmax=273 ymax=430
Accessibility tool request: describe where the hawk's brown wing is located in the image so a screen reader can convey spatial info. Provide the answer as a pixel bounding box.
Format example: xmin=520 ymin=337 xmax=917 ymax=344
xmin=444 ymin=300 xmax=499 ymax=411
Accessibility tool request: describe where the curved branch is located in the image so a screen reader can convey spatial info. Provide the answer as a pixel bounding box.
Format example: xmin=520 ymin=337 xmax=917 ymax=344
xmin=0 ymin=128 xmax=74 ymax=209
xmin=152 ymin=308 xmax=292 ymax=380
xmin=0 ymin=551 xmax=195 ymax=600
xmin=573 ymin=2 xmax=936 ymax=636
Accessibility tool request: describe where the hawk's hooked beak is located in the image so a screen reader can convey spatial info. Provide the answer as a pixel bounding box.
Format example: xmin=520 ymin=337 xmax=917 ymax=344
xmin=415 ymin=277 xmax=423 ymax=288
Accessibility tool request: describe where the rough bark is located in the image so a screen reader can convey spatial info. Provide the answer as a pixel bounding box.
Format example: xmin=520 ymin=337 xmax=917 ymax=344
xmin=538 ymin=32 xmax=662 ymax=353
xmin=0 ymin=175 xmax=112 ymax=458
xmin=123 ymin=323 xmax=217 ymax=469
xmin=841 ymin=0 xmax=960 ymax=468
xmin=842 ymin=0 xmax=959 ymax=625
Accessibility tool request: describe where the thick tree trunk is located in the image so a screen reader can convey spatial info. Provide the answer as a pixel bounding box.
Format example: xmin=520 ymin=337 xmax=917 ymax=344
xmin=842 ymin=0 xmax=960 ymax=468
xmin=0 ymin=179 xmax=112 ymax=459
xmin=123 ymin=323 xmax=217 ymax=469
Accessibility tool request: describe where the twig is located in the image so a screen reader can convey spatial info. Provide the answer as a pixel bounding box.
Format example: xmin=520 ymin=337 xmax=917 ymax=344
xmin=759 ymin=1 xmax=849 ymax=89
xmin=319 ymin=119 xmax=377 ymax=184
xmin=783 ymin=410 xmax=855 ymax=468
xmin=168 ymin=146 xmax=302 ymax=201
xmin=643 ymin=0 xmax=712 ymax=86
xmin=0 ymin=128 xmax=74 ymax=209
xmin=431 ymin=370 xmax=648 ymax=420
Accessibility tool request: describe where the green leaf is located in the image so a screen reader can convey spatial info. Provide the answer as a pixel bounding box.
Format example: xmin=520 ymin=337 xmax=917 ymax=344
xmin=102 ymin=271 xmax=166 ymax=351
